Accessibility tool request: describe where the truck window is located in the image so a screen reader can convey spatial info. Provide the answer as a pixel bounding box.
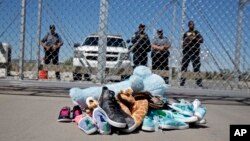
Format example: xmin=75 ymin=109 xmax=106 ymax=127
xmin=83 ymin=37 xmax=98 ymax=46
xmin=83 ymin=37 xmax=125 ymax=48
xmin=107 ymin=38 xmax=125 ymax=48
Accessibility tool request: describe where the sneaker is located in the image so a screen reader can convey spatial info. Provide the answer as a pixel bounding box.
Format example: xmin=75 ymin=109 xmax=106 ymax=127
xmin=194 ymin=106 xmax=207 ymax=120
xmin=192 ymin=99 xmax=201 ymax=109
xmin=195 ymin=118 xmax=207 ymax=124
xmin=98 ymin=87 xmax=127 ymax=128
xmin=72 ymin=105 xmax=82 ymax=121
xmin=180 ymin=77 xmax=186 ymax=86
xmin=92 ymin=107 xmax=111 ymax=135
xmin=169 ymin=103 xmax=194 ymax=116
xmin=158 ymin=110 xmax=189 ymax=130
xmin=159 ymin=118 xmax=189 ymax=130
xmin=142 ymin=109 xmax=164 ymax=131
xmin=57 ymin=106 xmax=72 ymax=122
xmin=197 ymin=84 xmax=203 ymax=88
xmin=192 ymin=99 xmax=207 ymax=120
xmin=179 ymin=99 xmax=190 ymax=104
xmin=74 ymin=115 xmax=83 ymax=124
xmin=56 ymin=72 xmax=61 ymax=80
xmin=142 ymin=113 xmax=155 ymax=132
xmin=78 ymin=114 xmax=97 ymax=134
xmin=171 ymin=111 xmax=198 ymax=123
xmin=164 ymin=77 xmax=169 ymax=84
xmin=196 ymin=79 xmax=203 ymax=88
xmin=120 ymin=111 xmax=136 ymax=133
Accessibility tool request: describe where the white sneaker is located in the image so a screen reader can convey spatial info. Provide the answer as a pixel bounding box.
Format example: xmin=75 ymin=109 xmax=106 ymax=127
xmin=192 ymin=99 xmax=207 ymax=120
xmin=195 ymin=118 xmax=207 ymax=124
xmin=192 ymin=99 xmax=201 ymax=110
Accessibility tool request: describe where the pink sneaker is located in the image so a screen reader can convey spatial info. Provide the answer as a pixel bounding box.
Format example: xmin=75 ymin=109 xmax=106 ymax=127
xmin=74 ymin=115 xmax=83 ymax=124
xmin=57 ymin=106 xmax=72 ymax=122
xmin=72 ymin=105 xmax=82 ymax=121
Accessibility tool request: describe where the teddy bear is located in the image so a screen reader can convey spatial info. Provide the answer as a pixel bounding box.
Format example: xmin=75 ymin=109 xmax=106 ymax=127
xmin=85 ymin=97 xmax=99 ymax=117
xmin=69 ymin=65 xmax=168 ymax=109
xmin=116 ymin=87 xmax=148 ymax=133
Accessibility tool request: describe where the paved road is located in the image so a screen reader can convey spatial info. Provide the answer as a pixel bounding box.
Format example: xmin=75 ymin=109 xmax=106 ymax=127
xmin=0 ymin=80 xmax=250 ymax=141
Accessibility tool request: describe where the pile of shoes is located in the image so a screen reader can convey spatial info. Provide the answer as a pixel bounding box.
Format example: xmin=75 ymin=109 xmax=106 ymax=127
xmin=57 ymin=86 xmax=207 ymax=135
xmin=142 ymin=98 xmax=207 ymax=132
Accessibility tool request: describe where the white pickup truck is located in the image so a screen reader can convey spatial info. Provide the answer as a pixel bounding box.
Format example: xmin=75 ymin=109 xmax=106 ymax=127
xmin=73 ymin=34 xmax=131 ymax=80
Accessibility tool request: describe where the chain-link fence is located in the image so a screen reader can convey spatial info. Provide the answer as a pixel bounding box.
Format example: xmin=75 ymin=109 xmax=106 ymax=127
xmin=0 ymin=0 xmax=250 ymax=91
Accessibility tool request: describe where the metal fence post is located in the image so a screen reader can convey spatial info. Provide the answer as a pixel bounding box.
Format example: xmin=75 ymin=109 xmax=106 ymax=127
xmin=97 ymin=0 xmax=108 ymax=84
xmin=19 ymin=0 xmax=27 ymax=80
xmin=169 ymin=0 xmax=177 ymax=85
xmin=234 ymin=0 xmax=249 ymax=88
xmin=177 ymin=0 xmax=186 ymax=85
xmin=36 ymin=0 xmax=42 ymax=79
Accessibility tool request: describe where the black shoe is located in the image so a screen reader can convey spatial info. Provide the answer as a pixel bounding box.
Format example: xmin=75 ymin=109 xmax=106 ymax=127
xmin=180 ymin=77 xmax=186 ymax=86
xmin=56 ymin=72 xmax=60 ymax=80
xmin=164 ymin=77 xmax=169 ymax=84
xmin=98 ymin=87 xmax=127 ymax=128
xmin=196 ymin=79 xmax=203 ymax=88
xmin=119 ymin=109 xmax=136 ymax=133
xmin=197 ymin=83 xmax=203 ymax=88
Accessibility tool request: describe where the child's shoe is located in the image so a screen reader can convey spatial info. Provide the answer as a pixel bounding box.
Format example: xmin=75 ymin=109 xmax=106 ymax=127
xmin=92 ymin=107 xmax=111 ymax=135
xmin=57 ymin=106 xmax=71 ymax=122
xmin=78 ymin=114 xmax=97 ymax=135
xmin=72 ymin=105 xmax=82 ymax=121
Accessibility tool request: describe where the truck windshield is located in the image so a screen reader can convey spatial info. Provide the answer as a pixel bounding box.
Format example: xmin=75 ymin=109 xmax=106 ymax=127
xmin=83 ymin=37 xmax=126 ymax=48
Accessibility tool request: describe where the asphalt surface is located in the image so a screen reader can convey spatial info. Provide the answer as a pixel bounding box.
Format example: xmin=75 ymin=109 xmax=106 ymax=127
xmin=0 ymin=79 xmax=250 ymax=141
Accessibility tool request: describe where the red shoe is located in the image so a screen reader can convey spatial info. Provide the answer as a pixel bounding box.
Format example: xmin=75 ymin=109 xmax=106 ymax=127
xmin=57 ymin=106 xmax=72 ymax=122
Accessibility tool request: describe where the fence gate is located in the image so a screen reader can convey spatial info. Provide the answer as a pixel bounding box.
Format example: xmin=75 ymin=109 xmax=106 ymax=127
xmin=0 ymin=0 xmax=249 ymax=92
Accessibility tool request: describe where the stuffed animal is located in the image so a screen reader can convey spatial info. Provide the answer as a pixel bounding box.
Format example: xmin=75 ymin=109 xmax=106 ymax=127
xmin=85 ymin=97 xmax=99 ymax=116
xmin=69 ymin=66 xmax=168 ymax=109
xmin=143 ymin=74 xmax=167 ymax=96
xmin=116 ymin=87 xmax=148 ymax=133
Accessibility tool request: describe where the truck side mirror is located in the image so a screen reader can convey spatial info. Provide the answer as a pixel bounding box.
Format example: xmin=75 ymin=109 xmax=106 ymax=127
xmin=74 ymin=43 xmax=80 ymax=48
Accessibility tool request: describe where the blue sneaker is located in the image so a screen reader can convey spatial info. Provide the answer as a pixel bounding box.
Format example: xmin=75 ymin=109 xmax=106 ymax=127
xmin=195 ymin=118 xmax=207 ymax=124
xmin=171 ymin=111 xmax=198 ymax=123
xmin=159 ymin=110 xmax=189 ymax=130
xmin=169 ymin=103 xmax=194 ymax=116
xmin=142 ymin=111 xmax=155 ymax=132
xmin=159 ymin=118 xmax=189 ymax=130
xmin=194 ymin=106 xmax=207 ymax=120
xmin=78 ymin=114 xmax=97 ymax=135
xmin=92 ymin=107 xmax=111 ymax=135
xmin=192 ymin=99 xmax=207 ymax=120
xmin=192 ymin=99 xmax=201 ymax=109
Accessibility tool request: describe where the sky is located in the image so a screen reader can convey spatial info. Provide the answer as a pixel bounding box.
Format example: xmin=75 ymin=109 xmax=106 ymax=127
xmin=0 ymin=0 xmax=250 ymax=72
